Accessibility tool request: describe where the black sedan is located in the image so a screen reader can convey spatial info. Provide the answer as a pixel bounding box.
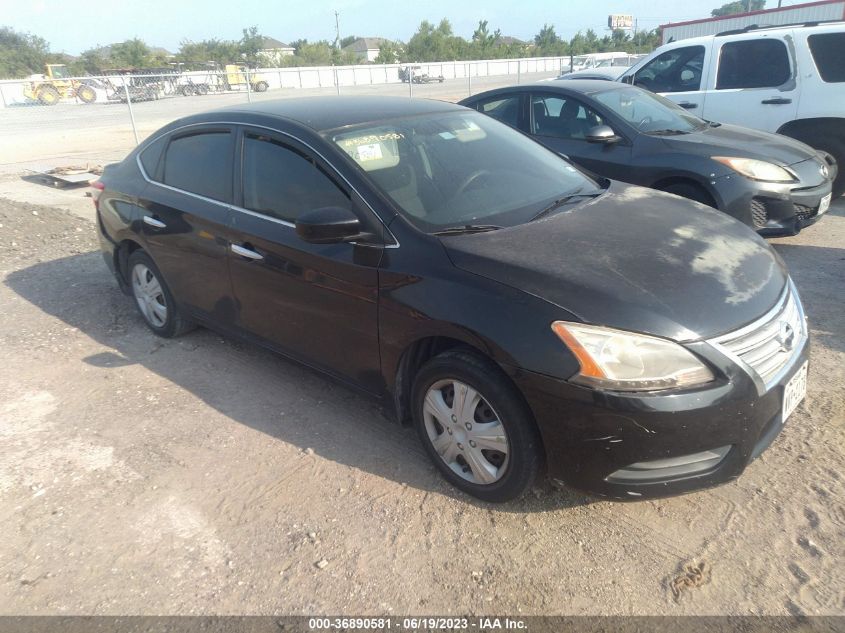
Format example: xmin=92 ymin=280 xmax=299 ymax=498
xmin=460 ymin=81 xmax=836 ymax=236
xmin=95 ymin=96 xmax=808 ymax=502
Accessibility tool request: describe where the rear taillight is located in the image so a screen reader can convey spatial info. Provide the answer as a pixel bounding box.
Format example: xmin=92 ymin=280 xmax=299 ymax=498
xmin=90 ymin=179 xmax=105 ymax=211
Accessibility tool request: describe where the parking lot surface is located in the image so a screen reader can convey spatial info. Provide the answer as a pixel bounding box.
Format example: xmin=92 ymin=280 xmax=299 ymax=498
xmin=0 ymin=183 xmax=843 ymax=615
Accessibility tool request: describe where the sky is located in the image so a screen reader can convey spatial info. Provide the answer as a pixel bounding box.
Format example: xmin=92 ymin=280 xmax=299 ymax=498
xmin=1 ymin=0 xmax=782 ymax=55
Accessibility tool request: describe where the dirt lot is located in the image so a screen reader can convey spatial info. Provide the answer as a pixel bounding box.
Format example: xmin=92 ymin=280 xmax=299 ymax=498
xmin=0 ymin=187 xmax=843 ymax=616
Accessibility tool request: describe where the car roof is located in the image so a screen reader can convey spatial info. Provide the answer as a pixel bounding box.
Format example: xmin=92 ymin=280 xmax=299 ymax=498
xmin=659 ymin=20 xmax=845 ymax=47
xmin=465 ymin=80 xmax=631 ymax=100
xmin=213 ymin=95 xmax=461 ymax=132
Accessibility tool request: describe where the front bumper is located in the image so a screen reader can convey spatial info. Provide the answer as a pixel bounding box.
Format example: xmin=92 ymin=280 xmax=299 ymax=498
xmin=508 ymin=336 xmax=809 ymax=500
xmin=714 ymin=155 xmax=837 ymax=236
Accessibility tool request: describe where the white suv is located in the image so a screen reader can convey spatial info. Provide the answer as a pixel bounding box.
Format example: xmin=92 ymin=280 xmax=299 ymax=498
xmin=620 ymin=22 xmax=845 ymax=196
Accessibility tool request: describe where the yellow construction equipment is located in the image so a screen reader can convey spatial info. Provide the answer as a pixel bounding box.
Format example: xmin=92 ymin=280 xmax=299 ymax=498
xmin=24 ymin=64 xmax=97 ymax=105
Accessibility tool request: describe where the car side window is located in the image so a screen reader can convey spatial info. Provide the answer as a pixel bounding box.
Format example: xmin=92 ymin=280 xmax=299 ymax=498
xmin=242 ymin=133 xmax=351 ymax=223
xmin=474 ymin=95 xmax=521 ymax=128
xmin=808 ymin=33 xmax=845 ymax=83
xmin=162 ymin=131 xmax=233 ymax=203
xmin=138 ymin=135 xmax=167 ymax=180
xmin=633 ymin=46 xmax=705 ymax=93
xmin=531 ymin=95 xmax=605 ymax=140
xmin=716 ymin=39 xmax=791 ymax=89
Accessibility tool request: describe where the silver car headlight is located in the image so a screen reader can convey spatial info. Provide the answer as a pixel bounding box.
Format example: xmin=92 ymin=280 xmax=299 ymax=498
xmin=712 ymin=156 xmax=796 ymax=183
xmin=551 ymin=321 xmax=715 ymax=392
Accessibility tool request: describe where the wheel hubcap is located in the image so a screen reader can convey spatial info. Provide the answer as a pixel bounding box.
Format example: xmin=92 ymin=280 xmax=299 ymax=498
xmin=423 ymin=379 xmax=509 ymax=485
xmin=131 ymin=263 xmax=167 ymax=328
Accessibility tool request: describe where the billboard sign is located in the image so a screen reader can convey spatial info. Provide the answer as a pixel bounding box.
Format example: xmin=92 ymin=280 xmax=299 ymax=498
xmin=608 ymin=14 xmax=634 ymax=30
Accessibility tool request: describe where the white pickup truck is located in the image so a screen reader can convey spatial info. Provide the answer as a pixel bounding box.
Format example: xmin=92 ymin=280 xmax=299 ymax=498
xmin=619 ymin=21 xmax=845 ymax=196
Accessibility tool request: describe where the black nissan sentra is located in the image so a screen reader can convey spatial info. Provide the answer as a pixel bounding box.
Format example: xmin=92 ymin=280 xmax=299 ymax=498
xmin=94 ymin=96 xmax=809 ymax=502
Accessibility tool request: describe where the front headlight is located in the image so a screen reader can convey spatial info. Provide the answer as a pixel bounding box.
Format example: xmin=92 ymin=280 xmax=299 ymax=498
xmin=551 ymin=322 xmax=715 ymax=392
xmin=712 ymin=156 xmax=796 ymax=182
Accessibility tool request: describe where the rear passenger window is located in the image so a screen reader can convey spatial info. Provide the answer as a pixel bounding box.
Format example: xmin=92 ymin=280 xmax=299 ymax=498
xmin=717 ymin=39 xmax=791 ymax=89
xmin=139 ymin=135 xmax=166 ymax=180
xmin=475 ymin=95 xmax=521 ymax=128
xmin=808 ymin=33 xmax=845 ymax=83
xmin=242 ymin=134 xmax=350 ymax=223
xmin=163 ymin=131 xmax=233 ymax=203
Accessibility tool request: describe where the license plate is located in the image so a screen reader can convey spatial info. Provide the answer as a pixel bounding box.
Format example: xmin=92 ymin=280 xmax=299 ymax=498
xmin=818 ymin=193 xmax=831 ymax=216
xmin=782 ymin=361 xmax=808 ymax=424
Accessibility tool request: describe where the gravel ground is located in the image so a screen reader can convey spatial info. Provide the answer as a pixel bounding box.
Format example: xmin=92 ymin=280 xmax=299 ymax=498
xmin=0 ymin=192 xmax=843 ymax=616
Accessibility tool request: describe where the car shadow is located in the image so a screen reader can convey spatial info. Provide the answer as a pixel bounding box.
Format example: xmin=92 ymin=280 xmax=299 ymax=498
xmin=5 ymin=251 xmax=592 ymax=512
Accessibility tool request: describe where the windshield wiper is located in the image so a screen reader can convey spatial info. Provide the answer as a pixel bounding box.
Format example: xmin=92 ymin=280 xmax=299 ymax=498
xmin=646 ymin=129 xmax=692 ymax=136
xmin=432 ymin=224 xmax=503 ymax=236
xmin=530 ymin=192 xmax=603 ymax=222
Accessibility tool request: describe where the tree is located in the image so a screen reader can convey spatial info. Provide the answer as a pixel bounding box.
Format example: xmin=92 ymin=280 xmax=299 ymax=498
xmin=712 ymin=0 xmax=765 ymax=16
xmin=178 ymin=38 xmax=240 ymax=66
xmin=339 ymin=35 xmax=358 ymax=49
xmin=471 ymin=20 xmax=500 ymax=59
xmin=109 ymin=38 xmax=151 ymax=68
xmin=0 ymin=26 xmax=49 ymax=78
xmin=534 ymin=24 xmax=566 ymax=56
xmin=373 ymin=39 xmax=401 ymax=64
xmin=406 ymin=18 xmax=465 ymax=61
xmin=240 ymin=26 xmax=263 ymax=65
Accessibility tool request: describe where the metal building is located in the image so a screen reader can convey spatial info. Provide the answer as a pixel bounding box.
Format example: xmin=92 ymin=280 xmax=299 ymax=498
xmin=660 ymin=0 xmax=845 ymax=43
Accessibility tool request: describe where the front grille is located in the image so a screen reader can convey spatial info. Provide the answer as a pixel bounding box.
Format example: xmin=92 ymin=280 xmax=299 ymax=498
xmin=750 ymin=198 xmax=769 ymax=228
xmin=708 ymin=284 xmax=806 ymax=389
xmin=794 ymin=202 xmax=817 ymax=221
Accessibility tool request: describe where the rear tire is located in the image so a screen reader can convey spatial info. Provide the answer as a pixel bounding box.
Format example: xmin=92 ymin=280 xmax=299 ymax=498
xmin=254 ymin=80 xmax=268 ymax=93
xmin=411 ymin=349 xmax=542 ymax=502
xmin=127 ymin=250 xmax=195 ymax=338
xmin=659 ymin=181 xmax=716 ymax=208
xmin=181 ymin=85 xmax=195 ymax=96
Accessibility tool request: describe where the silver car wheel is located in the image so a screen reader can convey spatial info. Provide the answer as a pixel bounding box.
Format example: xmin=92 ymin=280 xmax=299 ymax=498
xmin=423 ymin=379 xmax=509 ymax=485
xmin=131 ymin=263 xmax=167 ymax=328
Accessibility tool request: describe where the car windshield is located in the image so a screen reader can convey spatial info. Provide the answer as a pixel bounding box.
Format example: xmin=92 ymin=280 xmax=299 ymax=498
xmin=592 ymin=86 xmax=706 ymax=134
xmin=328 ymin=111 xmax=598 ymax=232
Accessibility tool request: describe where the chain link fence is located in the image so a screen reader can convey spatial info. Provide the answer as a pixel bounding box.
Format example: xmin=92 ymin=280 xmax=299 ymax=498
xmin=0 ymin=56 xmax=572 ymax=172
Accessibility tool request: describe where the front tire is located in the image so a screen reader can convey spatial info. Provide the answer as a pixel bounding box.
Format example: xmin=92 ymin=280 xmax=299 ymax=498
xmin=411 ymin=349 xmax=542 ymax=502
xmin=127 ymin=250 xmax=194 ymax=338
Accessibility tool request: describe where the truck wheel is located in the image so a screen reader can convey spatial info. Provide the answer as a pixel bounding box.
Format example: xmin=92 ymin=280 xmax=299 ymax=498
xmin=254 ymin=81 xmax=268 ymax=92
xmin=181 ymin=85 xmax=195 ymax=96
xmin=196 ymin=83 xmax=209 ymax=95
xmin=77 ymin=85 xmax=96 ymax=104
xmin=37 ymin=85 xmax=60 ymax=105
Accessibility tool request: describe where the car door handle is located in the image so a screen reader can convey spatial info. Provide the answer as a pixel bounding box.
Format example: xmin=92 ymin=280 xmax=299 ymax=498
xmin=142 ymin=215 xmax=166 ymax=229
xmin=761 ymin=97 xmax=792 ymax=105
xmin=231 ymin=243 xmax=264 ymax=261
xmin=678 ymin=101 xmax=698 ymax=109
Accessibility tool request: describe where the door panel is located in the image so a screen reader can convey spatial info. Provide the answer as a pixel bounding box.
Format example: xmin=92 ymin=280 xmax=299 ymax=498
xmin=228 ymin=128 xmax=382 ymax=391
xmin=700 ymin=36 xmax=798 ymax=132
xmin=138 ymin=127 xmax=237 ymax=325
xmin=529 ymin=93 xmax=634 ymax=182
xmin=631 ymin=44 xmax=710 ymax=113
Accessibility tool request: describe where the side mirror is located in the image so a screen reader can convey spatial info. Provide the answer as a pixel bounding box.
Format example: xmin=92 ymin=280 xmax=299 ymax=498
xmin=586 ymin=125 xmax=621 ymax=144
xmin=295 ymin=206 xmax=364 ymax=244
xmin=621 ymin=74 xmax=634 ymax=85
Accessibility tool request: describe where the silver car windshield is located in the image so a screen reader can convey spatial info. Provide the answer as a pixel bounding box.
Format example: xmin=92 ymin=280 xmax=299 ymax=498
xmin=328 ymin=111 xmax=596 ymax=232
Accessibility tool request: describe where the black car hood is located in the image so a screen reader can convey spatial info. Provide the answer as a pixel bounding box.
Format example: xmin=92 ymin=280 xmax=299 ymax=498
xmin=661 ymin=123 xmax=817 ymax=166
xmin=442 ymin=183 xmax=788 ymax=341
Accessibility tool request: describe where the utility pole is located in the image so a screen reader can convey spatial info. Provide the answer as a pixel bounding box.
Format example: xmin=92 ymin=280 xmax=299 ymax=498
xmin=334 ymin=10 xmax=341 ymax=49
